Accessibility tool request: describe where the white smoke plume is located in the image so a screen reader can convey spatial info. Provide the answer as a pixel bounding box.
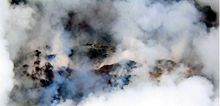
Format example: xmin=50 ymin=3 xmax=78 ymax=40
xmin=79 ymin=76 xmax=214 ymax=106
xmin=0 ymin=0 xmax=14 ymax=106
xmin=1 ymin=0 xmax=219 ymax=106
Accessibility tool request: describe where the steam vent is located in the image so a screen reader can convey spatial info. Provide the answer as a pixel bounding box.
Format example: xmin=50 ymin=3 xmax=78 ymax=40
xmin=0 ymin=0 xmax=218 ymax=106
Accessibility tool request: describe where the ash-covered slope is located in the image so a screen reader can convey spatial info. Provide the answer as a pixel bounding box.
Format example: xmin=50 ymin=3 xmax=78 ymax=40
xmin=11 ymin=48 xmax=138 ymax=105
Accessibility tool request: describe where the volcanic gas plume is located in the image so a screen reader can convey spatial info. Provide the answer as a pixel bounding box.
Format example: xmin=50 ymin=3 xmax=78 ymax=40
xmin=0 ymin=0 xmax=218 ymax=106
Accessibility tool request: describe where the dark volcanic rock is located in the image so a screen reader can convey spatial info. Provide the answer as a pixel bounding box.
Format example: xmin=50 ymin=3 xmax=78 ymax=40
xmin=201 ymin=6 xmax=218 ymax=28
xmin=94 ymin=60 xmax=138 ymax=88
xmin=150 ymin=59 xmax=176 ymax=78
xmin=95 ymin=60 xmax=138 ymax=75
xmin=10 ymin=0 xmax=27 ymax=5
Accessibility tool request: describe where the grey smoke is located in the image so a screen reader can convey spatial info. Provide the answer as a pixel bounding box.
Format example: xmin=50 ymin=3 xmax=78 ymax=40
xmin=1 ymin=0 xmax=219 ymax=106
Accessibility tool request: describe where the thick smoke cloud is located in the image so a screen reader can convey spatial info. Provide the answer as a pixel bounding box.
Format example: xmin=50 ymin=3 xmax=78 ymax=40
xmin=79 ymin=76 xmax=214 ymax=106
xmin=1 ymin=0 xmax=219 ymax=106
xmin=0 ymin=0 xmax=14 ymax=106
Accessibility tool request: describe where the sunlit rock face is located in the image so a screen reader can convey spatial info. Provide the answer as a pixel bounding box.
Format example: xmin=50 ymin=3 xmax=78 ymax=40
xmin=2 ymin=0 xmax=218 ymax=106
